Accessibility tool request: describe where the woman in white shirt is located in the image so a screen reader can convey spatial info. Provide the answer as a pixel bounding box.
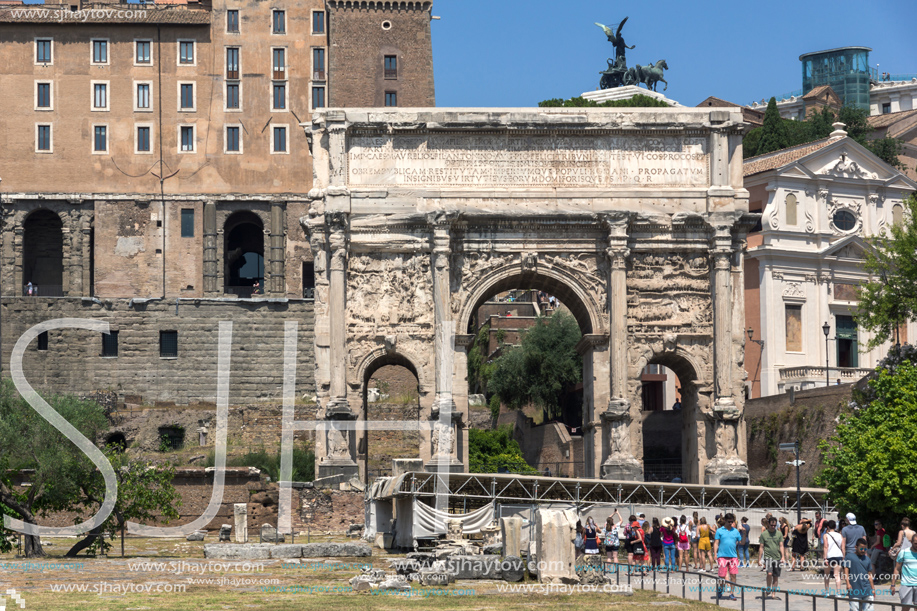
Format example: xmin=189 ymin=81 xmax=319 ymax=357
xmin=823 ymin=520 xmax=845 ymax=594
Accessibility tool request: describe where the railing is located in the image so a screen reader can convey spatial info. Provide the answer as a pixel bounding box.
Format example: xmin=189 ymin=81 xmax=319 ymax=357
xmin=384 ymin=68 xmax=398 ymax=79
xmin=22 ymin=284 xmax=64 ymax=296
xmin=751 ymin=90 xmax=803 ymax=106
xmin=872 ymin=74 xmax=917 ymax=84
xmin=779 ymin=366 xmax=872 ymax=381
xmin=313 ymin=70 xmax=325 ymax=81
xmin=594 ymin=561 xmax=904 ymax=611
xmin=643 ymin=459 xmax=683 ymax=483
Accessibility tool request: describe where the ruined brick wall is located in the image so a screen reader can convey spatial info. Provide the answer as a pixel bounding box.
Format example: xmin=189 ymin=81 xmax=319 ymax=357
xmin=327 ymin=0 xmax=435 ymax=107
xmin=295 ymin=487 xmax=365 ymax=534
xmin=0 ymin=298 xmax=315 ymax=405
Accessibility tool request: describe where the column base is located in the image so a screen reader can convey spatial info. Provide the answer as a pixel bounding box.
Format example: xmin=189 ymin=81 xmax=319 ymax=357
xmin=317 ymin=460 xmax=359 ymax=480
xmin=704 ymin=459 xmax=749 ymax=486
xmin=424 ymin=456 xmax=465 ymax=474
xmin=601 ymin=457 xmax=643 ymax=481
xmin=431 ymin=398 xmax=458 ymax=419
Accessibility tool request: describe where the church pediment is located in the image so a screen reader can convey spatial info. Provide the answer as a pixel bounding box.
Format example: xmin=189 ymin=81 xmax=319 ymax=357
xmin=806 ymin=144 xmax=890 ymax=181
xmin=822 ymin=235 xmax=872 ymax=259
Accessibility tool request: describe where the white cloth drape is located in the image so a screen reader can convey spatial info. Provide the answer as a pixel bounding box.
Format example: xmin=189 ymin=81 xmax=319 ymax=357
xmin=411 ymin=500 xmax=495 ymax=538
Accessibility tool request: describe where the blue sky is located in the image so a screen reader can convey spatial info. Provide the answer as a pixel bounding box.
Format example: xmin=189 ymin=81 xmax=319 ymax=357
xmin=431 ymin=0 xmax=917 ymax=108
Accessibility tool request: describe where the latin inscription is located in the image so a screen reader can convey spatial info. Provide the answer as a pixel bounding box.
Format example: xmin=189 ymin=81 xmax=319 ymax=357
xmin=348 ymin=134 xmax=709 ymax=188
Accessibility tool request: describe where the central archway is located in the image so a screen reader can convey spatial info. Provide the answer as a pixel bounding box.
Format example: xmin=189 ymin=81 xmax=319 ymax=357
xmin=456 ymin=264 xmax=607 ymax=479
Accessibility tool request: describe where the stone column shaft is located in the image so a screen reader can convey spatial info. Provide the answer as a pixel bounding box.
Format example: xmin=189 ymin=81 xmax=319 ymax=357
xmin=202 ymin=200 xmax=218 ymax=295
xmin=431 ymin=227 xmax=455 ymax=414
xmin=712 ymin=226 xmax=734 ymax=406
xmin=608 ymin=248 xmax=628 ymax=400
xmin=270 ymin=200 xmax=285 ymax=296
xmin=327 ymin=216 xmax=348 ymax=411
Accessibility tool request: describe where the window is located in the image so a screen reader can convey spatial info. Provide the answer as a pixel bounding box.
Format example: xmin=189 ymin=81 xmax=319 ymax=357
xmin=272 ymin=48 xmax=286 ymax=80
xmin=135 ymin=82 xmax=151 ymax=111
xmin=385 ymin=91 xmax=397 ymax=107
xmin=785 ymin=304 xmax=802 ymax=352
xmin=312 ymin=48 xmax=324 ymax=80
xmin=92 ymin=82 xmax=108 ymax=110
xmin=35 ymin=38 xmax=52 ymax=64
xmin=36 ymin=82 xmax=52 ymax=109
xmin=882 ymin=103 xmax=891 ymax=114
xmin=227 ymin=9 xmax=239 ymax=33
xmin=180 ymin=125 xmax=194 ymax=152
xmin=136 ymin=125 xmax=151 ymax=153
xmin=226 ymin=47 xmax=239 ymax=79
xmin=836 ymin=315 xmax=858 ymax=368
xmin=225 ymin=125 xmax=241 ymax=153
xmin=893 ymin=204 xmax=904 ymax=226
xmin=160 ymin=330 xmax=178 ymax=358
xmin=272 ymin=125 xmax=287 ymax=153
xmin=272 ymin=82 xmax=286 ymax=110
xmin=312 ymin=10 xmax=325 ymax=33
xmin=178 ymin=40 xmax=195 ymax=65
xmin=384 ymin=55 xmax=397 ymax=79
xmin=102 ymin=331 xmax=118 ymax=357
xmin=91 ymin=39 xmax=108 ymax=64
xmin=180 ymin=83 xmax=195 ymax=110
xmin=226 ymin=83 xmax=240 ymax=110
xmin=181 ymin=208 xmax=194 ymax=237
xmin=785 ymin=193 xmax=797 ymax=226
xmin=135 ymin=40 xmax=151 ymax=65
xmin=833 ymin=209 xmax=856 ymax=231
xmin=36 ymin=124 xmax=52 ymax=152
xmin=312 ymin=85 xmax=325 ymax=109
xmin=303 ymin=262 xmax=315 ymax=298
xmin=93 ymin=125 xmax=107 ymax=153
xmin=37 ymin=331 xmax=48 ymax=351
xmin=272 ymin=9 xmax=285 ymax=34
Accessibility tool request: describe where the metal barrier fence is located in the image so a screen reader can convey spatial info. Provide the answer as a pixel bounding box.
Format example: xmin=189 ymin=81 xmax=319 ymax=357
xmin=595 ymin=562 xmax=903 ymax=611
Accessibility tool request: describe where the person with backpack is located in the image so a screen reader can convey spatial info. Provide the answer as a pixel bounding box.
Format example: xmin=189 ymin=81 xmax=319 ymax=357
xmin=738 ymin=517 xmax=751 ymax=568
xmin=677 ymin=515 xmax=692 ymax=570
xmin=823 ymin=520 xmax=846 ymax=595
xmin=871 ymin=519 xmax=891 ymax=573
xmin=624 ymin=514 xmax=637 ymax=567
xmin=630 ymin=519 xmax=647 ymax=573
xmin=605 ymin=512 xmax=622 ymax=564
xmin=574 ymin=520 xmax=585 ymax=559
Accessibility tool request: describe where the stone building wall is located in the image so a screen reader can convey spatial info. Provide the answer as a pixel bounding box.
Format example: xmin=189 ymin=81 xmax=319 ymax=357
xmin=0 ymin=298 xmax=316 ymax=405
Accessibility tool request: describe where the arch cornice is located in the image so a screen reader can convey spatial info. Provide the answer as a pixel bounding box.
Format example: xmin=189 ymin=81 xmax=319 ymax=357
xmin=456 ymin=261 xmax=606 ymax=336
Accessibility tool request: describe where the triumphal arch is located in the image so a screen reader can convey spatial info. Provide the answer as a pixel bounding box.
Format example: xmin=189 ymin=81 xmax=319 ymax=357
xmin=302 ymin=107 xmax=755 ymax=485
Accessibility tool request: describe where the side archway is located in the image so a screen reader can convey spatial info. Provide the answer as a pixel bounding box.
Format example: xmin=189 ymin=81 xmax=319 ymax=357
xmin=22 ymin=209 xmax=64 ymax=296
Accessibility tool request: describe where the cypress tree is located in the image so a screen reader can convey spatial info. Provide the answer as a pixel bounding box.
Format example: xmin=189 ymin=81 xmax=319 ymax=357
xmin=757 ymin=97 xmax=788 ymax=155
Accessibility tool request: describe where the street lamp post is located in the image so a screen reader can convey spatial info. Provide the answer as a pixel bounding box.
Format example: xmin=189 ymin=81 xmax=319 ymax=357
xmin=822 ymin=321 xmax=831 ymax=388
xmin=780 ymin=441 xmax=804 ymax=524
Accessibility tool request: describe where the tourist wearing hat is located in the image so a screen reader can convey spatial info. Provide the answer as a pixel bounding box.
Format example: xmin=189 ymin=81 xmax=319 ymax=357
xmin=842 ymin=513 xmax=868 ymax=558
xmin=662 ymin=517 xmax=677 ymax=571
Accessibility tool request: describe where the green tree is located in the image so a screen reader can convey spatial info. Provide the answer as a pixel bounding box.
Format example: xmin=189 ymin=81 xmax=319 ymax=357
xmin=817 ymin=356 xmax=917 ymax=525
xmin=756 ymin=98 xmax=788 ymax=155
xmin=468 ymin=427 xmax=538 ymax=474
xmin=538 ymin=94 xmax=670 ymax=108
xmin=856 ymin=194 xmax=917 ymax=349
xmin=487 ymin=311 xmax=582 ymax=421
xmin=0 ymin=381 xmax=109 ymax=557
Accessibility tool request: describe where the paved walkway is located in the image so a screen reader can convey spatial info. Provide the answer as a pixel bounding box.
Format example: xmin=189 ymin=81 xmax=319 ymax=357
xmin=607 ymin=564 xmax=901 ymax=611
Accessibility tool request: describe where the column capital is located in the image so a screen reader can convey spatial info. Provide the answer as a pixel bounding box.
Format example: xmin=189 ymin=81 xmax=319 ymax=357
xmin=606 ymin=247 xmax=630 ymax=270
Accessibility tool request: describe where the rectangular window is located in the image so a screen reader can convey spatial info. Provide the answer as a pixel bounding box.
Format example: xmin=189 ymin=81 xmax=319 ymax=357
xmin=181 ymin=208 xmax=194 ymax=237
xmin=136 ymin=83 xmax=151 ymax=110
xmin=836 ymin=315 xmax=858 ymax=368
xmin=37 ymin=331 xmax=48 ymax=351
xmin=102 ymin=331 xmax=118 ymax=357
xmin=227 ymin=9 xmax=239 ymax=33
xmin=160 ymin=330 xmax=178 ymax=358
xmin=312 ymin=11 xmax=325 ymax=33
xmin=36 ymin=124 xmax=52 ymax=152
xmin=312 ymin=48 xmax=324 ymax=80
xmin=180 ymin=125 xmax=194 ymax=152
xmin=179 ymin=40 xmax=195 ymax=65
xmin=312 ymin=85 xmax=325 ymax=109
xmin=882 ymin=103 xmax=891 ymax=114
xmin=226 ymin=83 xmax=240 ymax=110
xmin=384 ymin=55 xmax=397 ymax=79
xmin=272 ymin=48 xmax=286 ymax=80
xmin=36 ymin=38 xmax=52 ymax=64
xmin=273 ymin=125 xmax=287 ymax=153
xmin=93 ymin=83 xmax=108 ymax=110
xmin=92 ymin=39 xmax=108 ymax=64
xmin=226 ymin=48 xmax=240 ymax=79
xmin=303 ymin=262 xmax=315 ymax=298
xmin=180 ymin=83 xmax=194 ymax=110
xmin=272 ymin=82 xmax=286 ymax=110
xmin=136 ymin=126 xmax=151 ymax=152
xmin=94 ymin=125 xmax=107 ymax=153
xmin=135 ymin=40 xmax=151 ymax=64
xmin=785 ymin=304 xmax=802 ymax=352
xmin=272 ymin=10 xmax=285 ymax=34
xmin=385 ymin=91 xmax=397 ymax=107
xmin=36 ymin=82 xmax=51 ymax=108
xmin=225 ymin=125 xmax=240 ymax=153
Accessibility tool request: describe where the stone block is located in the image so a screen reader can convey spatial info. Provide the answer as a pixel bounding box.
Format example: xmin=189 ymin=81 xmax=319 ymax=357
xmin=419 ymin=571 xmax=454 ymax=586
xmin=300 ymin=542 xmax=372 ymax=557
xmin=501 ymin=517 xmax=523 ymax=557
xmin=392 ymin=458 xmax=424 ymax=477
xmin=534 ymin=508 xmax=577 ymax=583
xmin=260 ymin=523 xmax=285 ymax=543
xmin=269 ymin=544 xmax=304 ymax=559
xmin=501 ymin=555 xmax=525 ymax=582
xmin=203 ymin=543 xmax=273 ymax=560
xmin=444 ymin=554 xmax=502 ymax=580
xmin=219 ymin=524 xmax=232 ymax=542
xmin=186 ymin=531 xmax=206 ymax=542
xmin=233 ymin=503 xmax=248 ymax=543
xmin=445 ymin=518 xmax=463 ymax=540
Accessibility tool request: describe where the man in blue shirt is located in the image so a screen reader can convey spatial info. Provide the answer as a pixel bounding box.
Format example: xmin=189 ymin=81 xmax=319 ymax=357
xmin=714 ymin=513 xmax=743 ymax=601
xmin=845 ymin=537 xmax=875 ymax=611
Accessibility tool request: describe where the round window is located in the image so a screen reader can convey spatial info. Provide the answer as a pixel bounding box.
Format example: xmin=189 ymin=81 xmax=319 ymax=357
xmin=833 ymin=209 xmax=856 ymax=231
xmin=381 ymin=20 xmax=392 ymax=30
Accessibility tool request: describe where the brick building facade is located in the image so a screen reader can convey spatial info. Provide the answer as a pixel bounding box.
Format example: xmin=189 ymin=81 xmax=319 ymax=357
xmin=0 ymin=0 xmax=435 ymax=404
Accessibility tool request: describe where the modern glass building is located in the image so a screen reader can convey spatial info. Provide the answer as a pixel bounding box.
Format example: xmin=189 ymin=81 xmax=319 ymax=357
xmin=800 ymin=47 xmax=872 ymax=111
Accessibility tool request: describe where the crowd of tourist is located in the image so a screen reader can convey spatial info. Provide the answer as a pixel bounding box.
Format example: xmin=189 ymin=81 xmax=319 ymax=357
xmin=572 ymin=510 xmax=917 ymax=608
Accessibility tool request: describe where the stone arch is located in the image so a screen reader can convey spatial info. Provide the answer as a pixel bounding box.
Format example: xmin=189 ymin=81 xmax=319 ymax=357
xmin=223 ymin=211 xmax=264 ymax=295
xmin=22 ymin=208 xmax=64 ymax=296
xmin=355 ymin=348 xmax=429 ymax=398
xmin=457 ymin=264 xmax=604 ymax=335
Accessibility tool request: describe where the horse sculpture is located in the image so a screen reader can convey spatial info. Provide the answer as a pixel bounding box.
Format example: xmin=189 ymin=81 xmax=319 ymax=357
xmin=630 ymin=59 xmax=668 ymax=92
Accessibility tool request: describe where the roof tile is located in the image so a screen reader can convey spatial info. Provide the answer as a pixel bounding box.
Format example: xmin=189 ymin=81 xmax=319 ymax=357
xmin=743 ymin=137 xmax=837 ymax=177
